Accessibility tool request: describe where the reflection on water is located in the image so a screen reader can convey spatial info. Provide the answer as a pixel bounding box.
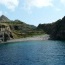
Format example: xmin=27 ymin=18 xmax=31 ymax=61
xmin=0 ymin=40 xmax=65 ymax=65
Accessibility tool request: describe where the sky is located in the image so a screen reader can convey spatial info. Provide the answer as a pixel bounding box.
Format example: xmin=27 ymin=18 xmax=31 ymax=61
xmin=0 ymin=0 xmax=65 ymax=26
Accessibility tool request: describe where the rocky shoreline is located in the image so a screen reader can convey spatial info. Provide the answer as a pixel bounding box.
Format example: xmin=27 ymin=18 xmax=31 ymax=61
xmin=1 ymin=34 xmax=49 ymax=43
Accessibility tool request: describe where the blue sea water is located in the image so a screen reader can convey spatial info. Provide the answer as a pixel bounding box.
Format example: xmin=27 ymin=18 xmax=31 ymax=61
xmin=0 ymin=40 xmax=65 ymax=65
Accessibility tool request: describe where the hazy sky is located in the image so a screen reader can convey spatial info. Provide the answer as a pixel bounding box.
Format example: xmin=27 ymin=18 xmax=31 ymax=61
xmin=0 ymin=0 xmax=65 ymax=26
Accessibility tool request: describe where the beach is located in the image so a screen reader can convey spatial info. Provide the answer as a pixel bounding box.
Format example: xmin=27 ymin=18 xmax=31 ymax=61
xmin=7 ymin=34 xmax=49 ymax=43
xmin=0 ymin=34 xmax=49 ymax=43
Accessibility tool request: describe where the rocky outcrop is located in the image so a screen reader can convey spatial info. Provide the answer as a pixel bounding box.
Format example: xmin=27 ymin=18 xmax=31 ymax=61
xmin=0 ymin=15 xmax=10 ymax=22
xmin=37 ymin=16 xmax=65 ymax=40
xmin=50 ymin=17 xmax=65 ymax=40
xmin=0 ymin=24 xmax=13 ymax=42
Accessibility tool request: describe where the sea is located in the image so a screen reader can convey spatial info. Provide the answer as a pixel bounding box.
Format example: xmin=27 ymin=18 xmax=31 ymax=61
xmin=0 ymin=40 xmax=65 ymax=65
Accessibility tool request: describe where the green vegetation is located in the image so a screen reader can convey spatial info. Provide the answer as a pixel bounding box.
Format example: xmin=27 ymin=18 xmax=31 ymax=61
xmin=50 ymin=17 xmax=65 ymax=40
xmin=0 ymin=15 xmax=44 ymax=39
xmin=1 ymin=15 xmax=65 ymax=40
xmin=37 ymin=16 xmax=65 ymax=40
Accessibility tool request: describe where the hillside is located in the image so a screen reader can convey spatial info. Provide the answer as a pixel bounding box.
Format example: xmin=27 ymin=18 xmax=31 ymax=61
xmin=0 ymin=15 xmax=43 ymax=40
xmin=0 ymin=15 xmax=10 ymax=22
xmin=37 ymin=16 xmax=65 ymax=40
xmin=50 ymin=16 xmax=65 ymax=40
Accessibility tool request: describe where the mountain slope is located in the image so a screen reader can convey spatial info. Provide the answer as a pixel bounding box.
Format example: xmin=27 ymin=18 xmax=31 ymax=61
xmin=50 ymin=16 xmax=65 ymax=40
xmin=0 ymin=15 xmax=37 ymax=39
xmin=37 ymin=16 xmax=65 ymax=40
xmin=0 ymin=15 xmax=10 ymax=22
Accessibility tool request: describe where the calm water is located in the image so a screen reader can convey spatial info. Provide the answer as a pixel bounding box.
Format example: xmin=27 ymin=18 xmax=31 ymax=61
xmin=0 ymin=40 xmax=65 ymax=65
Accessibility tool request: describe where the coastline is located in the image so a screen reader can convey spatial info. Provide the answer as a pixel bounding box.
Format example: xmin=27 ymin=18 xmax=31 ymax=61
xmin=0 ymin=34 xmax=49 ymax=43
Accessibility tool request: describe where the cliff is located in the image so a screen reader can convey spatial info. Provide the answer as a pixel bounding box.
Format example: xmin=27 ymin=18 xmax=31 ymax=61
xmin=37 ymin=16 xmax=65 ymax=40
